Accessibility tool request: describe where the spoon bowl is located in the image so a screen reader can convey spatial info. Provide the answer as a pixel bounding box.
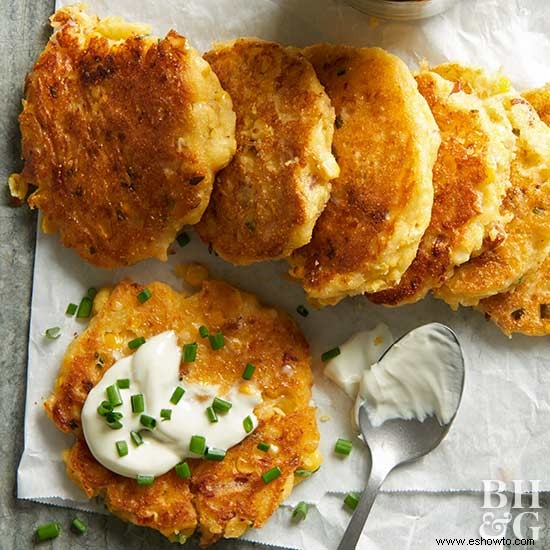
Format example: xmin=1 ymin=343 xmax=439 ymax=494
xmin=337 ymin=323 xmax=465 ymax=550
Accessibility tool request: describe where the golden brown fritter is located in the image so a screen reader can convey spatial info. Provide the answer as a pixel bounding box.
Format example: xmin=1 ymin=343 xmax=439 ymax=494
xmin=196 ymin=39 xmax=339 ymax=265
xmin=45 ymin=278 xmax=320 ymax=545
xmin=478 ymin=85 xmax=550 ymax=336
xmin=288 ymin=45 xmax=440 ymax=306
xmin=9 ymin=5 xmax=235 ymax=268
xmin=368 ymin=70 xmax=513 ymax=306
xmin=432 ymin=65 xmax=550 ymax=308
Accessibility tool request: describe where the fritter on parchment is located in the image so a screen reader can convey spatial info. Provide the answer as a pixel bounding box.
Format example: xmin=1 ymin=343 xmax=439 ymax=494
xmin=368 ymin=69 xmax=513 ymax=306
xmin=9 ymin=5 xmax=235 ymax=268
xmin=196 ymin=38 xmax=339 ymax=264
xmin=288 ymin=44 xmax=440 ymax=306
xmin=45 ymin=278 xmax=320 ymax=546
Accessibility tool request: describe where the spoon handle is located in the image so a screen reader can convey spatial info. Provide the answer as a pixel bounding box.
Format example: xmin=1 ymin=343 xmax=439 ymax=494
xmin=336 ymin=463 xmax=390 ymax=550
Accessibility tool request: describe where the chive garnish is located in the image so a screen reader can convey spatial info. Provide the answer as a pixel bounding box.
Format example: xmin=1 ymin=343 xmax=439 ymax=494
xmin=205 ymin=447 xmax=226 ymax=461
xmin=116 ymin=440 xmax=128 ymax=457
xmin=128 ymin=336 xmax=146 ymax=350
xmin=105 ymin=411 xmax=123 ymax=430
xmin=257 ymin=442 xmax=270 ymax=452
xmin=296 ymin=305 xmax=309 ymax=317
xmin=243 ymin=416 xmax=254 ymax=433
xmin=97 ymin=401 xmax=113 ymax=416
xmin=87 ymin=287 xmax=98 ymax=299
xmin=242 ymin=363 xmax=256 ymax=380
xmin=160 ymin=408 xmax=172 ymax=421
xmin=344 ymin=492 xmax=360 ymax=511
xmin=76 ymin=296 xmax=93 ymax=318
xmin=189 ymin=435 xmax=206 ymax=455
xmin=170 ymin=386 xmax=185 ymax=405
xmin=206 ymin=406 xmax=218 ymax=423
xmin=106 ymin=384 xmax=122 ymax=407
xmin=175 ymin=461 xmax=191 ymax=479
xmin=212 ymin=396 xmax=232 ymax=414
xmin=136 ymin=474 xmax=155 ymax=486
xmin=208 ymin=332 xmax=225 ymax=350
xmin=199 ymin=325 xmax=209 ymax=338
xmin=45 ymin=327 xmax=62 ymax=340
xmin=137 ymin=288 xmax=152 ymax=304
xmin=292 ymin=501 xmax=309 ymax=521
xmin=131 ymin=394 xmax=145 ymax=413
xmin=35 ymin=522 xmax=61 ymax=542
xmin=262 ymin=466 xmax=282 ymax=484
xmin=177 ymin=232 xmax=190 ymax=247
xmin=130 ymin=431 xmax=143 ymax=446
xmin=321 ymin=347 xmax=341 ymax=362
xmin=71 ymin=517 xmax=87 ymax=535
xmin=117 ymin=378 xmax=130 ymax=389
xmin=294 ymin=469 xmax=313 ymax=477
xmin=66 ymin=303 xmax=78 ymax=316
xmin=140 ymin=414 xmax=156 ymax=430
xmin=183 ymin=342 xmax=198 ymax=362
xmin=335 ymin=438 xmax=353 ymax=456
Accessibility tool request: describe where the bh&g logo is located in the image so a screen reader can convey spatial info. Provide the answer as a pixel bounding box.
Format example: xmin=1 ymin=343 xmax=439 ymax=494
xmin=480 ymin=480 xmax=541 ymax=540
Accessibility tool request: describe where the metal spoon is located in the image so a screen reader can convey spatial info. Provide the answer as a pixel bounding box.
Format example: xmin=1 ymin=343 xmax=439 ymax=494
xmin=337 ymin=323 xmax=465 ymax=550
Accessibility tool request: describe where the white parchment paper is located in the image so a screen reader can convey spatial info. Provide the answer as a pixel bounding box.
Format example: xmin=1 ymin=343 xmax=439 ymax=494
xmin=17 ymin=1 xmax=550 ymax=548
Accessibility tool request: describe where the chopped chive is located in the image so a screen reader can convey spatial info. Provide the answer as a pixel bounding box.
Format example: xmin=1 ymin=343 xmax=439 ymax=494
xmin=199 ymin=325 xmax=209 ymax=338
xmin=130 ymin=430 xmax=143 ymax=447
xmin=243 ymin=415 xmax=254 ymax=433
xmin=206 ymin=406 xmax=218 ymax=423
xmin=208 ymin=332 xmax=225 ymax=350
xmin=292 ymin=501 xmax=309 ymax=521
xmin=189 ymin=435 xmax=206 ymax=455
xmin=183 ymin=342 xmax=198 ymax=362
xmin=160 ymin=408 xmax=172 ymax=421
xmin=177 ymin=232 xmax=190 ymax=247
xmin=296 ymin=305 xmax=309 ymax=317
xmin=76 ymin=296 xmax=93 ymax=318
xmin=131 ymin=394 xmax=145 ymax=413
xmin=87 ymin=287 xmax=98 ymax=299
xmin=71 ymin=517 xmax=87 ymax=535
xmin=128 ymin=336 xmax=146 ymax=350
xmin=35 ymin=522 xmax=61 ymax=542
xmin=140 ymin=414 xmax=156 ymax=430
xmin=170 ymin=386 xmax=185 ymax=405
xmin=176 ymin=534 xmax=188 ymax=544
xmin=205 ymin=447 xmax=226 ymax=461
xmin=212 ymin=396 xmax=232 ymax=414
xmin=117 ymin=378 xmax=130 ymax=389
xmin=97 ymin=401 xmax=113 ymax=416
xmin=344 ymin=492 xmax=360 ymax=511
xmin=137 ymin=288 xmax=152 ymax=304
xmin=257 ymin=442 xmax=271 ymax=452
xmin=105 ymin=411 xmax=123 ymax=430
xmin=136 ymin=474 xmax=155 ymax=486
xmin=116 ymin=440 xmax=128 ymax=457
xmin=45 ymin=327 xmax=61 ymax=339
xmin=106 ymin=384 xmax=122 ymax=407
xmin=321 ymin=347 xmax=341 ymax=362
xmin=66 ymin=303 xmax=78 ymax=316
xmin=175 ymin=461 xmax=191 ymax=479
xmin=335 ymin=438 xmax=353 ymax=456
xmin=242 ymin=363 xmax=256 ymax=380
xmin=262 ymin=466 xmax=282 ymax=484
xmin=294 ymin=469 xmax=313 ymax=477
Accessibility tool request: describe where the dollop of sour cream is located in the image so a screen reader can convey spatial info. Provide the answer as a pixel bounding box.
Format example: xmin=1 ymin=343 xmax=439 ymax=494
xmin=81 ymin=331 xmax=262 ymax=478
xmin=325 ymin=323 xmax=463 ymax=428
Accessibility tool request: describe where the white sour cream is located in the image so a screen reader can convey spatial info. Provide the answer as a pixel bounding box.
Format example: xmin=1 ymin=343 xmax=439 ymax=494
xmin=324 ymin=324 xmax=393 ymax=399
xmin=81 ymin=331 xmax=262 ymax=478
xmin=325 ymin=323 xmax=463 ymax=429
